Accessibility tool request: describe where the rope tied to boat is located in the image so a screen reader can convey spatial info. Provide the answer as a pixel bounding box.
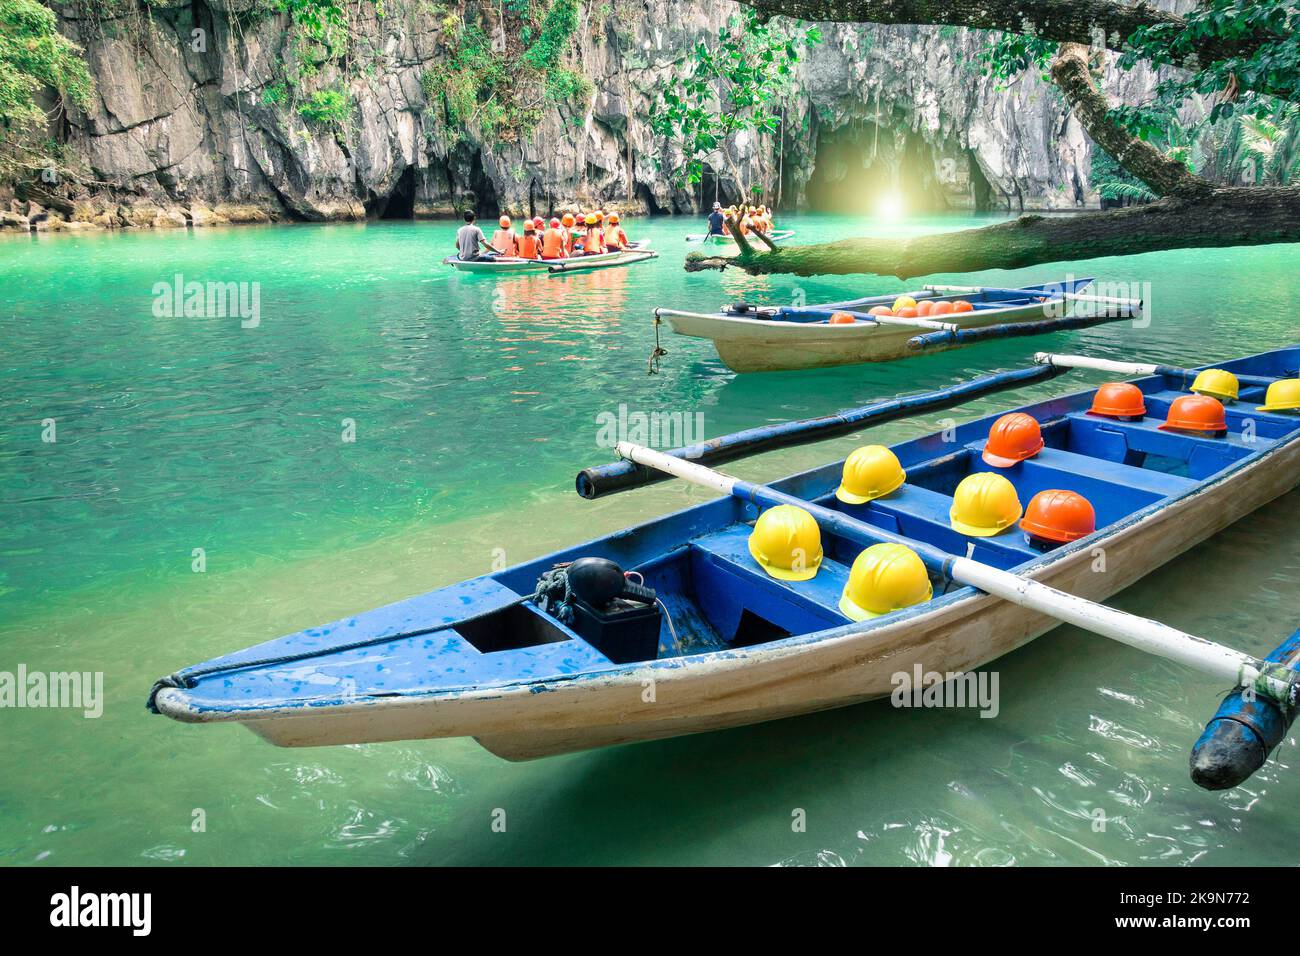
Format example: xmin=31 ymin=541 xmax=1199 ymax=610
xmin=145 ymin=568 xmax=582 ymax=714
xmin=647 ymin=313 xmax=667 ymax=375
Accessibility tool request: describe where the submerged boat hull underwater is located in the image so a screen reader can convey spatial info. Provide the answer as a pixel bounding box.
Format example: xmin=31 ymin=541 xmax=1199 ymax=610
xmin=151 ymin=347 xmax=1300 ymax=778
xmin=658 ymin=278 xmax=1137 ymax=372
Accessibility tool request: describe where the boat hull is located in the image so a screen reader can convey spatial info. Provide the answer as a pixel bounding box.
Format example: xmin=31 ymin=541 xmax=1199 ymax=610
xmin=158 ymin=425 xmax=1300 ymax=760
xmin=666 ymin=300 xmax=1073 ymax=372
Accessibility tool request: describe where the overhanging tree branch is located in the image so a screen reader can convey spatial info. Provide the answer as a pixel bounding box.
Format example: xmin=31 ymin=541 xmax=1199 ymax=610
xmin=741 ymin=0 xmax=1291 ymax=99
xmin=685 ymin=187 xmax=1300 ymax=278
xmin=1050 ymin=42 xmax=1211 ymax=199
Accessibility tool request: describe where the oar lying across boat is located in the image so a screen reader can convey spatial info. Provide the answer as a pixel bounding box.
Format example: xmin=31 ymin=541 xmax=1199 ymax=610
xmin=147 ymin=344 xmax=1300 ymax=788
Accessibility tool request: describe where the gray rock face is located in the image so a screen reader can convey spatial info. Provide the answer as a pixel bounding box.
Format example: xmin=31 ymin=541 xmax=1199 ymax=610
xmin=35 ymin=0 xmax=1170 ymax=227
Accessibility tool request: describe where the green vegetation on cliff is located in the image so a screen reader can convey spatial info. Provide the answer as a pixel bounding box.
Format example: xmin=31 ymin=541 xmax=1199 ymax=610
xmin=0 ymin=0 xmax=92 ymax=179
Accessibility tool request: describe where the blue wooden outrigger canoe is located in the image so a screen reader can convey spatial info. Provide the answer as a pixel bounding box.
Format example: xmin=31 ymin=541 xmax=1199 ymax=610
xmin=150 ymin=346 xmax=1300 ymax=789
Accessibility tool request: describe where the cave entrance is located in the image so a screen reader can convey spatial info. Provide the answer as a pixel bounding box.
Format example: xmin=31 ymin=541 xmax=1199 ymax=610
xmin=806 ymin=125 xmax=948 ymax=216
xmin=376 ymin=166 xmax=416 ymax=220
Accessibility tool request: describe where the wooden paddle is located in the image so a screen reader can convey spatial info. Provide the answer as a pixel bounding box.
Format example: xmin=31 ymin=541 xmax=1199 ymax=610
xmin=615 ymin=441 xmax=1297 ymax=704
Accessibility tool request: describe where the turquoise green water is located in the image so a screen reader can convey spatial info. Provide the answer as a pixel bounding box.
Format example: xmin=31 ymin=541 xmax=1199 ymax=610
xmin=2 ymin=213 xmax=1298 ymax=866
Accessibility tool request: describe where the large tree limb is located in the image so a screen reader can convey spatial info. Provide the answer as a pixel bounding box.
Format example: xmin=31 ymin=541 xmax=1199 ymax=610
xmin=1050 ymin=42 xmax=1210 ymax=199
xmin=685 ymin=186 xmax=1300 ymax=278
xmin=743 ymin=0 xmax=1293 ymax=101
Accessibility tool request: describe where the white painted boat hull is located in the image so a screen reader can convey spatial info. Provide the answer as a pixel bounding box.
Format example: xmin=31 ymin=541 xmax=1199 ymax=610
xmin=663 ymin=301 xmax=1072 ymax=372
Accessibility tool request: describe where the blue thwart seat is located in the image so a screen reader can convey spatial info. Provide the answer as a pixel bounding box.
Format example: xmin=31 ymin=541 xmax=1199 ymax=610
xmin=1065 ymin=413 xmax=1259 ymax=479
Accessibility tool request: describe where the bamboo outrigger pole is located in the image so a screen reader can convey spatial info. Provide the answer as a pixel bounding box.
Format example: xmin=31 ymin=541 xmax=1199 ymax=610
xmin=1034 ymin=352 xmax=1283 ymax=388
xmin=614 ymin=442 xmax=1300 ymax=709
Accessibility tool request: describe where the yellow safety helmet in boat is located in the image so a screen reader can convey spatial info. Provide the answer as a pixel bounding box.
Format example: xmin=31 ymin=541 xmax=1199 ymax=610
xmin=839 ymin=544 xmax=932 ymax=621
xmin=836 ymin=445 xmax=906 ymax=504
xmin=892 ymin=295 xmax=917 ymax=312
xmin=748 ymin=505 xmax=823 ymax=581
xmin=950 ymin=472 xmax=1023 ymax=537
xmin=1257 ymin=378 xmax=1300 ymax=413
xmin=1190 ymin=368 xmax=1240 ymax=402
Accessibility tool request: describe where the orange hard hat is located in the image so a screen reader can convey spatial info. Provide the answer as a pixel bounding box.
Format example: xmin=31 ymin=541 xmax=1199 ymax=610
xmin=867 ymin=306 xmax=893 ymax=317
xmin=522 ymin=220 xmax=535 ymax=231
xmin=499 ymin=215 xmax=511 ymax=228
xmin=982 ymin=413 xmax=1045 ymax=468
xmin=562 ymin=213 xmax=575 ymax=226
xmin=952 ymin=300 xmax=974 ymax=313
xmin=1089 ymin=382 xmax=1146 ymax=418
xmin=608 ymin=212 xmax=620 ymax=223
xmin=932 ymin=301 xmax=955 ymax=315
xmin=828 ymin=312 xmax=856 ymax=324
xmin=1020 ymin=489 xmax=1096 ymax=544
xmin=1158 ymin=395 xmax=1227 ymax=435
xmin=549 ymin=218 xmax=561 ymax=228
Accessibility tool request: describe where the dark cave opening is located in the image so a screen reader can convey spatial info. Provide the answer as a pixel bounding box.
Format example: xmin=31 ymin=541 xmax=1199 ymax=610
xmin=375 ymin=166 xmax=416 ymax=220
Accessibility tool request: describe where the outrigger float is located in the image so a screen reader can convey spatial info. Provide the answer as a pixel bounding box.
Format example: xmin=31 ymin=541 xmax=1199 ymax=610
xmin=148 ymin=346 xmax=1300 ymax=790
xmin=656 ymin=278 xmax=1142 ymax=372
xmin=443 ymin=241 xmax=655 ymax=274
xmin=685 ymin=229 xmax=795 ymax=245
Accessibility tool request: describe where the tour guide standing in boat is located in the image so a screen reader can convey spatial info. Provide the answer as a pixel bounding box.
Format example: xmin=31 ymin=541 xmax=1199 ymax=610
xmin=454 ymin=210 xmax=498 ymax=262
xmin=706 ymin=201 xmax=725 ymax=237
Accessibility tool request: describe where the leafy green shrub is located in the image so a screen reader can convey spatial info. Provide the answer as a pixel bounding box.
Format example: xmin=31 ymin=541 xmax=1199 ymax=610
xmin=298 ymin=86 xmax=352 ymax=126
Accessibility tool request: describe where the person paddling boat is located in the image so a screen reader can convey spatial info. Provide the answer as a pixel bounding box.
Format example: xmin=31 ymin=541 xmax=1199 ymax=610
xmin=705 ymin=200 xmax=725 ymax=238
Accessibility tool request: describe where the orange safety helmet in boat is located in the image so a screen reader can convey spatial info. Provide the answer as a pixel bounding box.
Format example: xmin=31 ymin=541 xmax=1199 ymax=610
xmin=748 ymin=504 xmax=823 ymax=581
xmin=1020 ymin=490 xmax=1096 ymax=544
xmin=836 ymin=445 xmax=906 ymax=504
xmin=561 ymin=213 xmax=575 ymax=227
xmin=982 ymin=413 xmax=1045 ymax=468
xmin=1190 ymin=369 xmax=1240 ymax=402
xmin=950 ymin=472 xmax=1023 ymax=537
xmin=499 ymin=215 xmax=511 ymax=228
xmin=838 ymin=544 xmax=932 ymax=621
xmin=1089 ymin=382 xmax=1146 ymax=418
xmin=828 ymin=312 xmax=856 ymax=324
xmin=1158 ymin=394 xmax=1228 ymax=435
xmin=1258 ymin=378 xmax=1300 ymax=412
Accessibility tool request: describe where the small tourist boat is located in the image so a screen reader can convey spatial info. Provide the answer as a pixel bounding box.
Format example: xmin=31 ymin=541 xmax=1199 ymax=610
xmin=444 ymin=241 xmax=652 ymax=274
xmin=149 ymin=346 xmax=1300 ymax=789
xmin=656 ymin=278 xmax=1140 ymax=372
xmin=685 ymin=229 xmax=795 ymax=245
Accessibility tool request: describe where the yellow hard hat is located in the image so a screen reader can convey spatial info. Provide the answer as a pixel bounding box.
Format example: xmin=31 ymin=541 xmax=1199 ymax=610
xmin=1257 ymin=378 xmax=1300 ymax=412
xmin=839 ymin=544 xmax=932 ymax=621
xmin=836 ymin=445 xmax=906 ymax=504
xmin=950 ymin=472 xmax=1023 ymax=537
xmin=1190 ymin=369 xmax=1239 ymax=402
xmin=892 ymin=295 xmax=917 ymax=312
xmin=748 ymin=505 xmax=823 ymax=581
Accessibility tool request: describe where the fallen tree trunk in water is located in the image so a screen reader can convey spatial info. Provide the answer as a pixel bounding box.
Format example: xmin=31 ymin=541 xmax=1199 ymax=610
xmin=684 ymin=186 xmax=1300 ymax=279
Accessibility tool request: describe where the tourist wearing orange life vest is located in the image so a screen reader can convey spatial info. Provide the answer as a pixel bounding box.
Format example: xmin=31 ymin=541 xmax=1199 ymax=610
xmin=582 ymin=213 xmax=606 ymax=255
xmin=604 ymin=212 xmax=629 ymax=250
xmin=490 ymin=215 xmax=517 ymax=256
xmin=541 ymin=217 xmax=566 ymax=259
xmin=516 ymin=220 xmax=540 ymax=259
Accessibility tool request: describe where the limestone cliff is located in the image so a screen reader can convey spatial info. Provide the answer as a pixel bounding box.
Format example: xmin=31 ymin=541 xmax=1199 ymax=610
xmin=11 ymin=0 xmax=1168 ymax=230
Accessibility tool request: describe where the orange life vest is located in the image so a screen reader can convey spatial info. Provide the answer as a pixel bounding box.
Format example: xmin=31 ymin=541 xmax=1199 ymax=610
xmin=517 ymin=233 xmax=539 ymax=258
xmin=491 ymin=229 xmax=516 ymax=255
xmin=542 ymin=228 xmax=566 ymax=258
xmin=584 ymin=227 xmax=605 ymax=254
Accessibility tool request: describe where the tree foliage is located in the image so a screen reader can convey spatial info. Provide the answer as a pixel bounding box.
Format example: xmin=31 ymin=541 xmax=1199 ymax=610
xmin=649 ymin=8 xmax=820 ymax=185
xmin=0 ymin=0 xmax=92 ymax=177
